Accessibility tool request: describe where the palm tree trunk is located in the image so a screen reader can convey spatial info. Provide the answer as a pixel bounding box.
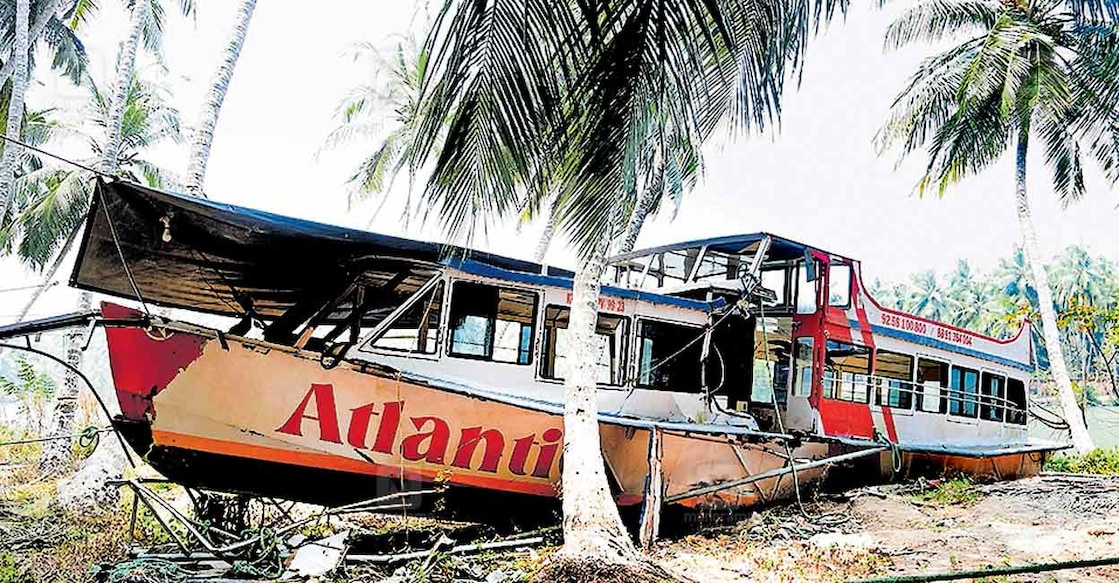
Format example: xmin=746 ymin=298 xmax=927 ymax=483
xmin=533 ymin=199 xmax=559 ymax=263
xmin=39 ymin=290 xmax=92 ymax=472
xmin=0 ymin=0 xmax=59 ymax=88
xmin=98 ymin=0 xmax=151 ymax=175
xmin=1014 ymin=128 xmax=1094 ymax=454
xmin=615 ymin=185 xmax=658 ymax=256
xmin=0 ymin=0 xmax=31 ymax=217
xmin=558 ymin=237 xmax=641 ymax=563
xmin=40 ymin=0 xmax=149 ymax=475
xmin=183 ymin=0 xmax=256 ymax=196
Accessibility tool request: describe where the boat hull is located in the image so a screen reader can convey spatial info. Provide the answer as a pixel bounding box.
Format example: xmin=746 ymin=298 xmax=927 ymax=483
xmin=102 ymin=304 xmax=830 ymax=511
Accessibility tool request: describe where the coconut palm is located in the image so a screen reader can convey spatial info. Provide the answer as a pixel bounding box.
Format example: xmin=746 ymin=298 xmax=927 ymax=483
xmin=183 ymin=0 xmax=256 ymax=196
xmin=324 ymin=35 xmax=431 ymax=219
xmin=0 ymin=0 xmax=97 ymax=213
xmin=401 ymin=0 xmax=842 ymax=574
xmin=876 ymin=0 xmax=1117 ymax=453
xmin=906 ymin=270 xmax=953 ymax=321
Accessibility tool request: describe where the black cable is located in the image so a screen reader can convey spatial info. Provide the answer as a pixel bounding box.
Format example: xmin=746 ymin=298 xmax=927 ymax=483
xmin=0 ymin=133 xmax=109 ymax=177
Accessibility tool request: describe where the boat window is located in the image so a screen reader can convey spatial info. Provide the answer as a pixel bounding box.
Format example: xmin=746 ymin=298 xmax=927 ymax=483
xmin=949 ymin=366 xmax=979 ymax=418
xmin=916 ymin=358 xmax=948 ymax=413
xmin=367 ymin=281 xmax=445 ymax=354
xmin=1006 ymin=378 xmax=1027 ymax=425
xmin=795 ymin=263 xmax=818 ymax=314
xmin=448 ymin=282 xmax=537 ymax=365
xmin=761 ymin=268 xmax=788 ymax=307
xmin=875 ymin=350 xmax=914 ymax=409
xmin=793 ymin=337 xmax=814 ymax=397
xmin=636 ymin=319 xmax=703 ymax=392
xmin=828 ymin=263 xmax=852 ymax=307
xmin=823 ymin=340 xmax=871 ymax=403
xmin=694 ymin=251 xmax=734 ymax=281
xmin=980 ymin=372 xmax=1006 ymax=422
xmin=540 ymin=306 xmax=629 ymax=385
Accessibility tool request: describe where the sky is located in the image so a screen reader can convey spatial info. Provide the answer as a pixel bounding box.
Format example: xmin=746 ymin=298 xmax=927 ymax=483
xmin=2 ymin=0 xmax=1118 ymax=321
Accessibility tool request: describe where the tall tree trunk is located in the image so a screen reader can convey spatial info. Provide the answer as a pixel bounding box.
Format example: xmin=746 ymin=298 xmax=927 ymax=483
xmin=183 ymin=0 xmax=256 ymax=196
xmin=98 ymin=0 xmax=150 ymax=174
xmin=0 ymin=0 xmax=31 ymax=218
xmin=1014 ymin=128 xmax=1094 ymax=454
xmin=557 ymin=237 xmax=641 ymax=563
xmin=0 ymin=0 xmax=59 ymax=87
xmin=533 ymin=199 xmax=559 ymax=263
xmin=615 ymin=185 xmax=658 ymax=256
xmin=39 ymin=290 xmax=92 ymax=472
xmin=41 ymin=0 xmax=149 ymax=474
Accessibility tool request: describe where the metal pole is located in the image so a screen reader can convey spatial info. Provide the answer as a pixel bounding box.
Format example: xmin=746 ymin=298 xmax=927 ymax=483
xmin=849 ymin=555 xmax=1119 ymax=583
xmin=665 ymin=446 xmax=887 ymax=504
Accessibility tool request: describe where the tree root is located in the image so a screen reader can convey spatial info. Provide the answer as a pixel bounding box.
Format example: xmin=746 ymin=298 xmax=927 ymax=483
xmin=532 ymin=554 xmax=686 ymax=583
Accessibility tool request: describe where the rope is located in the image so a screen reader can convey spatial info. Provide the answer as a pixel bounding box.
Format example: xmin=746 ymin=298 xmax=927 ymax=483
xmin=0 ymin=425 xmax=112 ymax=447
xmin=0 ymin=133 xmax=109 ymax=177
xmin=0 ymin=282 xmax=58 ymax=294
xmin=848 ymin=554 xmax=1119 ymax=583
xmin=94 ymin=184 xmax=151 ymax=316
xmin=0 ymin=342 xmax=136 ymax=468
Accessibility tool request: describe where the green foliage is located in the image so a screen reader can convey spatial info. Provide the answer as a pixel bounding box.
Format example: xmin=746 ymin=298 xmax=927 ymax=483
xmin=0 ymin=356 xmax=56 ymax=400
xmin=911 ymin=475 xmax=982 ymax=506
xmin=1044 ymin=448 xmax=1119 ymax=474
xmin=403 ymin=0 xmax=847 ymax=257
xmin=0 ymin=551 xmax=32 ymax=583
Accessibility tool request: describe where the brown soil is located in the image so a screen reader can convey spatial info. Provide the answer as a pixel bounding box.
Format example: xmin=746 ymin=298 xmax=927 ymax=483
xmin=649 ymin=475 xmax=1119 ymax=582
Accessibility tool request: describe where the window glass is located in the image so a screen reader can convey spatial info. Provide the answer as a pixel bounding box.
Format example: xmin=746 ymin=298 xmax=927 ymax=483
xmin=823 ymin=340 xmax=871 ymax=403
xmin=448 ymin=282 xmax=537 ymax=364
xmin=980 ymin=372 xmax=1005 ymax=422
xmin=794 ymin=337 xmax=814 ymax=397
xmin=949 ymin=366 xmax=979 ymax=417
xmin=636 ymin=320 xmax=703 ymax=392
xmin=1006 ymin=378 xmax=1027 ymax=424
xmin=761 ymin=268 xmax=787 ymax=307
xmin=694 ymin=252 xmax=733 ymax=281
xmin=828 ymin=263 xmax=852 ymax=307
xmin=795 ymin=263 xmax=818 ymax=314
xmin=875 ymin=350 xmax=914 ymax=409
xmin=540 ymin=306 xmax=629 ymax=385
xmin=916 ymin=358 xmax=948 ymax=413
xmin=368 ymin=282 xmax=444 ymax=354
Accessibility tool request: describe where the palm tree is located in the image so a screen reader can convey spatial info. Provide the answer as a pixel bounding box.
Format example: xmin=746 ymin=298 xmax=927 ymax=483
xmin=324 ymin=35 xmax=431 ymax=224
xmin=1 ymin=72 xmax=183 ymax=470
xmin=876 ymin=0 xmax=1114 ymax=453
xmin=400 ymin=0 xmax=842 ymax=573
xmin=183 ymin=0 xmax=256 ymax=196
xmin=906 ymin=270 xmax=952 ymax=321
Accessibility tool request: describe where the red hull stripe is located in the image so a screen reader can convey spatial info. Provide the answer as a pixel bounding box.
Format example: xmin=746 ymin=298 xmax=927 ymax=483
xmin=151 ymin=429 xmax=558 ymax=498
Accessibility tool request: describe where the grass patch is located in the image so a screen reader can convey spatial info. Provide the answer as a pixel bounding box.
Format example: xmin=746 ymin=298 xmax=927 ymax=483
xmin=910 ymin=476 xmax=981 ymax=506
xmin=1044 ymin=448 xmax=1119 ymax=475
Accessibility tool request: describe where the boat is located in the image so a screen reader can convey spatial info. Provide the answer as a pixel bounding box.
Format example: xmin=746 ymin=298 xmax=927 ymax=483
xmin=0 ymin=179 xmax=1064 ymax=522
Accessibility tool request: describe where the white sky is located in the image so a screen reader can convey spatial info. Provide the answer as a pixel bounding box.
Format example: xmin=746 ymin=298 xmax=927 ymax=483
xmin=2 ymin=0 xmax=1117 ymax=321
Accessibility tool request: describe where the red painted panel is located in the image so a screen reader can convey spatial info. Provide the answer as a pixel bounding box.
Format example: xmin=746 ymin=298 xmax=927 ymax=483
xmin=102 ymin=303 xmax=207 ymax=420
xmin=817 ymin=398 xmax=874 ymax=438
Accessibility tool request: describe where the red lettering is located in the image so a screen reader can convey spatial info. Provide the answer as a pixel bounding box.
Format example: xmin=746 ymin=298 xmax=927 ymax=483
xmin=347 ymin=403 xmax=375 ymax=448
xmin=509 ymin=435 xmax=536 ymax=475
xmin=371 ymin=401 xmax=403 ymax=454
xmin=531 ymin=428 xmax=562 ymax=478
xmin=276 ymin=383 xmax=341 ymax=444
xmin=401 ymin=416 xmax=450 ymax=464
xmin=451 ymin=427 xmax=505 ymax=473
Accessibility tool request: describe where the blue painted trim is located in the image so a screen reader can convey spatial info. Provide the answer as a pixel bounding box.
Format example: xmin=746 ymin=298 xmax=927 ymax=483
xmin=851 ymin=319 xmax=1032 ymax=371
xmin=451 ymin=258 xmax=722 ymax=312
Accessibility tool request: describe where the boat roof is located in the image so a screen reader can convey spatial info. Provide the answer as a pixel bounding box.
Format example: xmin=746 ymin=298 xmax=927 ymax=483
xmin=610 ymin=233 xmax=853 ymax=264
xmin=71 ymin=180 xmax=713 ymax=320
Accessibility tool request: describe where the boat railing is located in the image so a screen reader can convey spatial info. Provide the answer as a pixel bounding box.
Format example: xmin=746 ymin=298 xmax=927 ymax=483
xmin=820 ymin=373 xmax=1028 ymax=424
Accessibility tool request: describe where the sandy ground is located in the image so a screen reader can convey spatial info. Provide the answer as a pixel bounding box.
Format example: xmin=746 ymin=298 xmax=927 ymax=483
xmin=652 ymin=474 xmax=1119 ymax=582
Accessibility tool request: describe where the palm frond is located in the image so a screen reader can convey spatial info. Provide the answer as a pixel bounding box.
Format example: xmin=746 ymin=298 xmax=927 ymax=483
xmin=884 ymin=0 xmax=998 ymax=51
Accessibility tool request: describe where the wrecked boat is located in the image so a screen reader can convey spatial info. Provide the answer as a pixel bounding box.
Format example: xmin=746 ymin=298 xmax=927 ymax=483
xmin=0 ymin=179 xmax=1063 ymax=519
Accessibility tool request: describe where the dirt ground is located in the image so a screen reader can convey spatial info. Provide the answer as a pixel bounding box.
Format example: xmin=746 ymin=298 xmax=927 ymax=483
xmin=652 ymin=474 xmax=1119 ymax=582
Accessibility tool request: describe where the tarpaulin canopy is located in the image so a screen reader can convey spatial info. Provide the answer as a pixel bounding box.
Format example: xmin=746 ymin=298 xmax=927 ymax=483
xmin=72 ymin=180 xmax=571 ymax=320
